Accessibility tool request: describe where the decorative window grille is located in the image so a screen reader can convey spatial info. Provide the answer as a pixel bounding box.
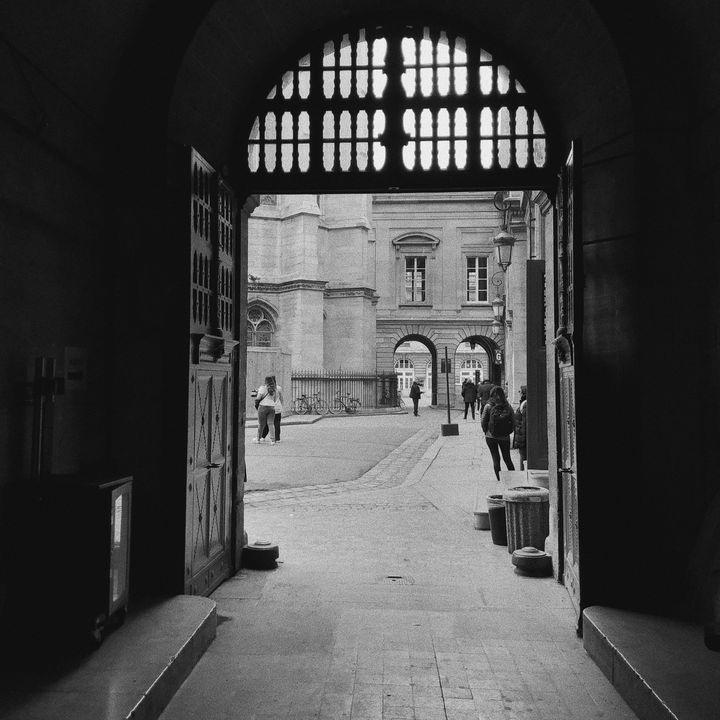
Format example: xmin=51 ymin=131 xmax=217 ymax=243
xmin=246 ymin=25 xmax=551 ymax=191
xmin=405 ymin=256 xmax=426 ymax=302
xmin=247 ymin=306 xmax=274 ymax=346
xmin=466 ymin=256 xmax=488 ymax=302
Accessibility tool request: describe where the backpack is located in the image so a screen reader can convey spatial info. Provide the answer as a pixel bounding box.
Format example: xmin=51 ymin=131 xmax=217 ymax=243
xmin=488 ymin=403 xmax=514 ymax=436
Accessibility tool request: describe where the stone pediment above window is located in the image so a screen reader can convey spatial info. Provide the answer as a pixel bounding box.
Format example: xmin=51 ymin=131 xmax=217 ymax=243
xmin=392 ymin=232 xmax=440 ymax=257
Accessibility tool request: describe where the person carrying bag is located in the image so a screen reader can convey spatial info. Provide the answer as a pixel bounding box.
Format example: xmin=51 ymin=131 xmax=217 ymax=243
xmin=253 ymin=375 xmax=277 ymax=444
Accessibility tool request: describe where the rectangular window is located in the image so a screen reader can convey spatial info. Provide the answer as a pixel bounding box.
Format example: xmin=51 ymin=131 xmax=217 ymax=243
xmin=466 ymin=256 xmax=488 ymax=302
xmin=405 ymin=256 xmax=426 ymax=302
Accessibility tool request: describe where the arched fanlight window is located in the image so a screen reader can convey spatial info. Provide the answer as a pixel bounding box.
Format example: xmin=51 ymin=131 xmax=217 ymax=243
xmin=394 ymin=355 xmax=415 ymax=391
xmin=247 ymin=306 xmax=275 ymax=347
xmin=246 ymin=24 xmax=551 ymax=191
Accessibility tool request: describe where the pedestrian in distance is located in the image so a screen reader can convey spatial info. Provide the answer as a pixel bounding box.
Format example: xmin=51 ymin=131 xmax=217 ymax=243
xmin=461 ymin=378 xmax=477 ymax=419
xmin=261 ymin=375 xmax=283 ymax=443
xmin=513 ymin=385 xmax=527 ymax=471
xmin=253 ymin=375 xmax=277 ymax=444
xmin=409 ymin=380 xmax=423 ymax=416
xmin=477 ymin=377 xmax=495 ymax=416
xmin=481 ymin=385 xmax=516 ymax=481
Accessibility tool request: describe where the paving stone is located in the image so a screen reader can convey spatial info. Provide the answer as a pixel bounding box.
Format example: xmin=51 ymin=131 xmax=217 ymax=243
xmin=159 ymin=410 xmax=637 ymax=720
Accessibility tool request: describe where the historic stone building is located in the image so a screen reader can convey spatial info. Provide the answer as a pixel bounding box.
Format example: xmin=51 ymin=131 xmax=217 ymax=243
xmin=247 ymin=191 xmax=528 ymax=407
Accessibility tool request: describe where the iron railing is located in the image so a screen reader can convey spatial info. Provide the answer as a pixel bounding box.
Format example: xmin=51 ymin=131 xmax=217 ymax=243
xmin=290 ymin=369 xmax=399 ymax=413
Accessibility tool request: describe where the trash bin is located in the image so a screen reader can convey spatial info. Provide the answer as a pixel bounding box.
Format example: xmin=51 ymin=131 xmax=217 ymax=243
xmin=487 ymin=494 xmax=507 ymax=545
xmin=503 ymin=486 xmax=549 ymax=553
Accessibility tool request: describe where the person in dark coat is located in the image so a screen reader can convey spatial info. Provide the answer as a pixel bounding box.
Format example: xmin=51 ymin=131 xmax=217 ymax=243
xmin=409 ymin=380 xmax=422 ymax=416
xmin=461 ymin=378 xmax=477 ymax=419
xmin=477 ymin=378 xmax=495 ymax=416
xmin=481 ymin=385 xmax=516 ymax=481
xmin=513 ymin=385 xmax=527 ymax=470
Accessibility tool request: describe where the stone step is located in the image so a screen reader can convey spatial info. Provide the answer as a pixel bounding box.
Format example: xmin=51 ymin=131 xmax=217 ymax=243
xmin=0 ymin=595 xmax=216 ymax=720
xmin=583 ymin=605 xmax=720 ymax=720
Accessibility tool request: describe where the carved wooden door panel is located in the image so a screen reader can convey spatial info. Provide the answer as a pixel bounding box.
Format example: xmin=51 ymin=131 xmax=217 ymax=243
xmin=184 ymin=148 xmax=238 ymax=596
xmin=556 ymin=141 xmax=581 ymax=617
xmin=187 ymin=366 xmax=232 ymax=594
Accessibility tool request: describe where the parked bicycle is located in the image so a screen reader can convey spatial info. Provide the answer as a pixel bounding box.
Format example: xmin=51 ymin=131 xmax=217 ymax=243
xmin=331 ymin=391 xmax=361 ymax=414
xmin=292 ymin=391 xmax=330 ymax=415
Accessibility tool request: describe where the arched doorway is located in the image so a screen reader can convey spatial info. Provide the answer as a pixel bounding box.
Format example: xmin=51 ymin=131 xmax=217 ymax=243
xmin=456 ymin=335 xmax=501 ymax=386
xmin=394 ymin=340 xmax=433 ymax=407
xmin=175 ymin=19 xmax=557 ymax=598
xmin=393 ymin=335 xmax=437 ymax=406
xmin=166 ymin=14 xmax=607 ymax=614
xmin=454 ymin=344 xmax=488 ymax=407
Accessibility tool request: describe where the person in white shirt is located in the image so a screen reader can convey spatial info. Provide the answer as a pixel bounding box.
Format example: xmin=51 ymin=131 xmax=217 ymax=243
xmin=261 ymin=375 xmax=283 ymax=443
xmin=253 ymin=375 xmax=277 ymax=444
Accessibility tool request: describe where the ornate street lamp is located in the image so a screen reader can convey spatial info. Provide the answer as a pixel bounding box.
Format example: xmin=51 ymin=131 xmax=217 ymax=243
xmin=492 ymin=229 xmax=516 ymax=271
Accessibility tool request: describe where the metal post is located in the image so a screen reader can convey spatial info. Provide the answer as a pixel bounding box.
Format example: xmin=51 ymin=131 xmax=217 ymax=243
xmin=445 ymin=346 xmax=451 ymax=425
xmin=440 ymin=345 xmax=459 ymax=436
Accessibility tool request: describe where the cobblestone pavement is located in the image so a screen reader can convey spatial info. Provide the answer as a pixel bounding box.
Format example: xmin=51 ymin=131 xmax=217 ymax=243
xmin=244 ymin=415 xmax=441 ymax=505
xmin=161 ymin=409 xmax=637 ymax=720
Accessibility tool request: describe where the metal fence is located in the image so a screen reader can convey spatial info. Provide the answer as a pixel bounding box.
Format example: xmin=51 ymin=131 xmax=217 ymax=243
xmin=290 ymin=369 xmax=399 ymax=413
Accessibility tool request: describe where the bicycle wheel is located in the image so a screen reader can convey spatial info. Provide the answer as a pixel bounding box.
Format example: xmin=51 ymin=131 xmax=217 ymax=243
xmin=331 ymin=398 xmax=344 ymax=414
xmin=348 ymin=399 xmax=360 ymax=414
xmin=292 ymin=398 xmax=309 ymax=415
xmin=398 ymin=397 xmax=406 ymax=410
xmin=315 ymin=398 xmax=330 ymax=415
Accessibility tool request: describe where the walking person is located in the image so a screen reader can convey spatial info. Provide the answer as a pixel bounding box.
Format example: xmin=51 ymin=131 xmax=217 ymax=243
xmin=461 ymin=378 xmax=477 ymax=419
xmin=481 ymin=385 xmax=516 ymax=481
xmin=261 ymin=375 xmax=283 ymax=443
xmin=477 ymin=377 xmax=495 ymax=416
xmin=513 ymin=385 xmax=527 ymax=471
xmin=409 ymin=380 xmax=422 ymax=416
xmin=253 ymin=375 xmax=276 ymax=444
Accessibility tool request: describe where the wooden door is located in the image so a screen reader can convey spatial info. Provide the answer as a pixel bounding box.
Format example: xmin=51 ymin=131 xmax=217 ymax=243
xmin=187 ymin=365 xmax=232 ymax=594
xmin=556 ymin=141 xmax=581 ymax=616
xmin=184 ymin=148 xmax=238 ymax=595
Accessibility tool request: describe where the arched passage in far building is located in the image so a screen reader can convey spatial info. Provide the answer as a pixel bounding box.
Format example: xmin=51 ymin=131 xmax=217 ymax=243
xmin=389 ymin=334 xmax=438 ymax=405
xmin=455 ymin=335 xmax=501 ymax=390
xmin=394 ymin=340 xmax=434 ymax=407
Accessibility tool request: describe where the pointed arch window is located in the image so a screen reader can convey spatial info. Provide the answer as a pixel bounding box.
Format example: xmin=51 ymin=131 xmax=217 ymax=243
xmin=246 ymin=24 xmax=551 ymax=191
xmin=247 ymin=306 xmax=275 ymax=347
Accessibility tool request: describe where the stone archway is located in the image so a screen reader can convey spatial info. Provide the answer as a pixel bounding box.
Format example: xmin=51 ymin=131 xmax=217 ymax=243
xmin=457 ymin=334 xmax=502 ymax=387
xmin=161 ymin=3 xmax=654 ymax=614
xmin=377 ymin=330 xmax=438 ymax=404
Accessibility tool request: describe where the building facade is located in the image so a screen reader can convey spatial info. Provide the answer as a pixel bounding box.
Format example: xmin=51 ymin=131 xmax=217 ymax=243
xmin=247 ymin=191 xmax=527 ymax=408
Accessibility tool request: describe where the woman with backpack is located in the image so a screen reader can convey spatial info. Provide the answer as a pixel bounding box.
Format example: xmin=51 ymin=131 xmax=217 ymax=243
xmin=480 ymin=385 xmax=516 ymax=481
